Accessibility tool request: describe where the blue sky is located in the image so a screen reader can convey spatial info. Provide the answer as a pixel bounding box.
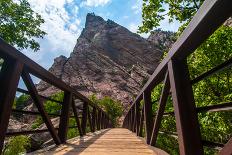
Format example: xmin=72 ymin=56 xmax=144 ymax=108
xmin=23 ymin=0 xmax=181 ymax=71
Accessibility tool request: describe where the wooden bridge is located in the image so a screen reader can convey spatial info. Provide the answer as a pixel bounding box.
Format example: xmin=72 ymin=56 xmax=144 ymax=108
xmin=0 ymin=0 xmax=232 ymax=154
xmin=31 ymin=128 xmax=167 ymax=155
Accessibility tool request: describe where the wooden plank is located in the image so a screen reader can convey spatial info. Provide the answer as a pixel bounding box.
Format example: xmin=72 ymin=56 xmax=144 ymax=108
xmin=150 ymin=72 xmax=170 ymax=146
xmin=21 ymin=69 xmax=61 ymax=145
xmin=72 ymin=100 xmax=83 ymax=136
xmin=168 ymin=59 xmax=203 ymax=155
xmin=143 ymin=90 xmax=153 ymax=144
xmin=0 ymin=59 xmax=23 ymax=153
xmin=58 ymin=91 xmax=72 ymax=143
xmin=32 ymin=128 xmax=168 ymax=155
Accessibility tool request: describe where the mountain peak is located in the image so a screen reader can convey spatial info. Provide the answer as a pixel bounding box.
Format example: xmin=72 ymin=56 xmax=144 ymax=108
xmin=85 ymin=13 xmax=105 ymax=28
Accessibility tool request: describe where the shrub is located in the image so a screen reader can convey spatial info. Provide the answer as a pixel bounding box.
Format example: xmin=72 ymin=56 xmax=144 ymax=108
xmin=3 ymin=136 xmax=30 ymax=155
xmin=89 ymin=94 xmax=123 ymax=127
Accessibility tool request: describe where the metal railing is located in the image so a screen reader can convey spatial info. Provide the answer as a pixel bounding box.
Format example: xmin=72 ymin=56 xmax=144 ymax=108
xmin=0 ymin=35 xmax=112 ymax=153
xmin=122 ymin=0 xmax=232 ymax=154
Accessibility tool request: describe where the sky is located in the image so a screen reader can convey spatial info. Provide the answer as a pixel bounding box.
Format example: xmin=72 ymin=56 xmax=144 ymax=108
xmin=22 ymin=0 xmax=181 ymax=70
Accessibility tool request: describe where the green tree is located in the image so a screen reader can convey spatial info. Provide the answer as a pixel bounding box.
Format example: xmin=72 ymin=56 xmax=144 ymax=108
xmin=90 ymin=94 xmax=123 ymax=127
xmin=15 ymin=94 xmax=30 ymax=110
xmin=3 ymin=136 xmax=30 ymax=155
xmin=138 ymin=1 xmax=232 ymax=154
xmin=31 ymin=92 xmax=63 ymax=129
xmin=139 ymin=0 xmax=204 ymax=33
xmin=0 ymin=0 xmax=46 ymax=51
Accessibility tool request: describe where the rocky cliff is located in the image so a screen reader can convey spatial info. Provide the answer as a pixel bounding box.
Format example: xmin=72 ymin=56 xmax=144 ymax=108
xmin=37 ymin=13 xmax=174 ymax=107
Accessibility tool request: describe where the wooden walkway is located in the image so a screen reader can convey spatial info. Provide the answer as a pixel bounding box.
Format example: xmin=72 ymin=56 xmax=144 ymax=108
xmin=32 ymin=128 xmax=168 ymax=155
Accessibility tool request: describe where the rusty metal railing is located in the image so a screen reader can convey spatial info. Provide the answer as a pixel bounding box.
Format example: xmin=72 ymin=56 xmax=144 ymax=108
xmin=122 ymin=0 xmax=232 ymax=154
xmin=0 ymin=36 xmax=112 ymax=153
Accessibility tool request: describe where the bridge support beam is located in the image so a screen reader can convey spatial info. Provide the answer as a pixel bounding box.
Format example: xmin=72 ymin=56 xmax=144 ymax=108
xmin=58 ymin=91 xmax=72 ymax=143
xmin=81 ymin=102 xmax=88 ymax=135
xmin=0 ymin=59 xmax=23 ymax=154
xmin=72 ymin=100 xmax=83 ymax=136
xmin=22 ymin=70 xmax=61 ymax=145
xmin=150 ymin=72 xmax=170 ymax=146
xmin=168 ymin=59 xmax=203 ymax=155
xmin=143 ymin=90 xmax=153 ymax=144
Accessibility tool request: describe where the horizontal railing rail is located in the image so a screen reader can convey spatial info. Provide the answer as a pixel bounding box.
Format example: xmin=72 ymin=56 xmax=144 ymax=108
xmin=0 ymin=35 xmax=112 ymax=153
xmin=123 ymin=0 xmax=232 ymax=155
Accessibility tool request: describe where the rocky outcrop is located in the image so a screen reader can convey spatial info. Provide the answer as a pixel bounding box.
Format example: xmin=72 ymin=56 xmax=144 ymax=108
xmin=148 ymin=29 xmax=175 ymax=52
xmin=37 ymin=13 xmax=174 ymax=108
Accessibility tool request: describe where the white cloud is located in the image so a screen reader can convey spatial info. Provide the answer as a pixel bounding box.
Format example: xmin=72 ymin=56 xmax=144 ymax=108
xmin=128 ymin=23 xmax=149 ymax=38
xmin=131 ymin=0 xmax=142 ymax=14
xmin=65 ymin=0 xmax=73 ymax=3
xmin=71 ymin=6 xmax=79 ymax=16
xmin=24 ymin=0 xmax=82 ymax=69
xmin=80 ymin=0 xmax=111 ymax=7
xmin=128 ymin=23 xmax=138 ymax=33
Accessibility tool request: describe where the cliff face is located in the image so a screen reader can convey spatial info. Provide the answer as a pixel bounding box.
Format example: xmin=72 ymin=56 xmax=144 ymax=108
xmin=37 ymin=13 xmax=174 ymax=107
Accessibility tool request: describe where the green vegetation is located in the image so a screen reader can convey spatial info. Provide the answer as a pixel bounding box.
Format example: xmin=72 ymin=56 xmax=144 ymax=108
xmin=15 ymin=94 xmax=30 ymax=110
xmin=89 ymin=94 xmax=123 ymax=127
xmin=0 ymin=0 xmax=46 ymax=51
xmin=3 ymin=136 xmax=30 ymax=155
xmin=31 ymin=92 xmax=63 ymax=129
xmin=147 ymin=26 xmax=232 ymax=155
xmin=138 ymin=0 xmax=232 ymax=154
xmin=44 ymin=92 xmax=63 ymax=115
xmin=139 ymin=0 xmax=204 ymax=33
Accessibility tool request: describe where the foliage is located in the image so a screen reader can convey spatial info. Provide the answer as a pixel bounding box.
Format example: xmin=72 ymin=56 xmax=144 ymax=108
xmin=189 ymin=26 xmax=232 ymax=147
xmin=139 ymin=0 xmax=204 ymax=33
xmin=89 ymin=94 xmax=123 ymax=127
xmin=0 ymin=0 xmax=46 ymax=51
xmin=3 ymin=136 xmax=30 ymax=155
xmin=31 ymin=116 xmax=43 ymax=129
xmin=67 ymin=118 xmax=79 ymax=139
xmin=138 ymin=0 xmax=232 ymax=153
xmin=31 ymin=92 xmax=63 ymax=129
xmin=44 ymin=92 xmax=63 ymax=115
xmin=149 ymin=25 xmax=232 ymax=154
xmin=15 ymin=94 xmax=30 ymax=110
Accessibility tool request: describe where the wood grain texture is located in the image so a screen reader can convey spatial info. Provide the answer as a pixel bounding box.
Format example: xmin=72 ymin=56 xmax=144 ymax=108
xmin=32 ymin=128 xmax=168 ymax=155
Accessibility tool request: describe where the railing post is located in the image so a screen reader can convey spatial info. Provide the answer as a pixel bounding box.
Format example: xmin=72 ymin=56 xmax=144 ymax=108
xmin=81 ymin=102 xmax=88 ymax=135
xmin=87 ymin=107 xmax=93 ymax=132
xmin=58 ymin=91 xmax=72 ymax=143
xmin=143 ymin=90 xmax=153 ymax=144
xmin=97 ymin=110 xmax=101 ymax=130
xmin=135 ymin=101 xmax=140 ymax=136
xmin=0 ymin=59 xmax=23 ymax=153
xmin=22 ymin=69 xmax=61 ymax=144
xmin=150 ymin=72 xmax=170 ymax=146
xmin=168 ymin=59 xmax=203 ymax=155
xmin=132 ymin=105 xmax=136 ymax=132
xmin=129 ymin=110 xmax=133 ymax=131
xmin=92 ymin=107 xmax=96 ymax=132
xmin=72 ymin=100 xmax=83 ymax=136
xmin=101 ymin=112 xmax=104 ymax=129
xmin=139 ymin=105 xmax=144 ymax=137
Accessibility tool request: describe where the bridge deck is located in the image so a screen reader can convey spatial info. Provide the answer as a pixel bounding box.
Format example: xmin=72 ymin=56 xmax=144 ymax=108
xmin=32 ymin=128 xmax=168 ymax=155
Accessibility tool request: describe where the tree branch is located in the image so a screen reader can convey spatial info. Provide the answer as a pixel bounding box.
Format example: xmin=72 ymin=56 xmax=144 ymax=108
xmin=193 ymin=0 xmax=199 ymax=10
